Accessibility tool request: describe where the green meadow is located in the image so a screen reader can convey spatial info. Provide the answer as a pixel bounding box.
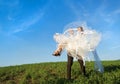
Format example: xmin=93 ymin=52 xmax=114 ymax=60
xmin=0 ymin=60 xmax=120 ymax=84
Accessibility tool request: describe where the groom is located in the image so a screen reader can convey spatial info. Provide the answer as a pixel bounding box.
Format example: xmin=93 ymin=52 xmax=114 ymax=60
xmin=52 ymin=27 xmax=86 ymax=80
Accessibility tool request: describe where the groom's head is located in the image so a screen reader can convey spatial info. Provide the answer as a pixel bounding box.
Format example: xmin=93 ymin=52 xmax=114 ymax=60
xmin=77 ymin=26 xmax=84 ymax=32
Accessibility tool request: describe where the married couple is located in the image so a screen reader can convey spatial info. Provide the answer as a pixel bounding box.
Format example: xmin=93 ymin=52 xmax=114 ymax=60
xmin=52 ymin=26 xmax=103 ymax=79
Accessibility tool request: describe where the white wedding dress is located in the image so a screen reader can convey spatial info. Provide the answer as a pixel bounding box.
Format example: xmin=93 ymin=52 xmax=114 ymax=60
xmin=53 ymin=27 xmax=104 ymax=72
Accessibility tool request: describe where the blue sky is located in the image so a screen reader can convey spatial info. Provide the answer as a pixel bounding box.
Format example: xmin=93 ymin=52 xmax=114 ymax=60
xmin=0 ymin=0 xmax=120 ymax=66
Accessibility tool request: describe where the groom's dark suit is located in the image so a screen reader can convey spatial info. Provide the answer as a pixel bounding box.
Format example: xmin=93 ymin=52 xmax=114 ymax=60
xmin=67 ymin=53 xmax=86 ymax=80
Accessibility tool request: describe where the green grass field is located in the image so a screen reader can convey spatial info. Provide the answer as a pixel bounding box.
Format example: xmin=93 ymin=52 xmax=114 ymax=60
xmin=0 ymin=60 xmax=120 ymax=84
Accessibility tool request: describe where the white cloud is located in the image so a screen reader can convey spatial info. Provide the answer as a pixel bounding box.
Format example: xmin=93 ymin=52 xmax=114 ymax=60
xmin=0 ymin=0 xmax=19 ymax=7
xmin=0 ymin=27 xmax=2 ymax=35
xmin=111 ymin=45 xmax=120 ymax=50
xmin=102 ymin=9 xmax=120 ymax=24
xmin=12 ymin=12 xmax=44 ymax=34
xmin=65 ymin=0 xmax=88 ymax=20
xmin=0 ymin=0 xmax=51 ymax=40
xmin=65 ymin=0 xmax=110 ymax=25
xmin=109 ymin=9 xmax=120 ymax=15
xmin=102 ymin=30 xmax=113 ymax=40
xmin=7 ymin=15 xmax=14 ymax=21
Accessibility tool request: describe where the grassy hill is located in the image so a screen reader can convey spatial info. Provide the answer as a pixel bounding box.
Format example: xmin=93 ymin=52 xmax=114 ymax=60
xmin=0 ymin=61 xmax=120 ymax=84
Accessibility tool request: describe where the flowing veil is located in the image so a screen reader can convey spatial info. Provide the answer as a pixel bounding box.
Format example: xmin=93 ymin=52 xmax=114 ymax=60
xmin=92 ymin=50 xmax=104 ymax=73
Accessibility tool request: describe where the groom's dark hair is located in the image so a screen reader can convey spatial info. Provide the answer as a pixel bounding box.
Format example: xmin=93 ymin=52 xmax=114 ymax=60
xmin=78 ymin=26 xmax=84 ymax=31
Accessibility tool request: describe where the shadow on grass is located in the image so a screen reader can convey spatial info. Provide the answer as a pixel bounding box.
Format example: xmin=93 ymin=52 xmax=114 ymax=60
xmin=56 ymin=78 xmax=74 ymax=84
xmin=104 ymin=65 xmax=120 ymax=72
